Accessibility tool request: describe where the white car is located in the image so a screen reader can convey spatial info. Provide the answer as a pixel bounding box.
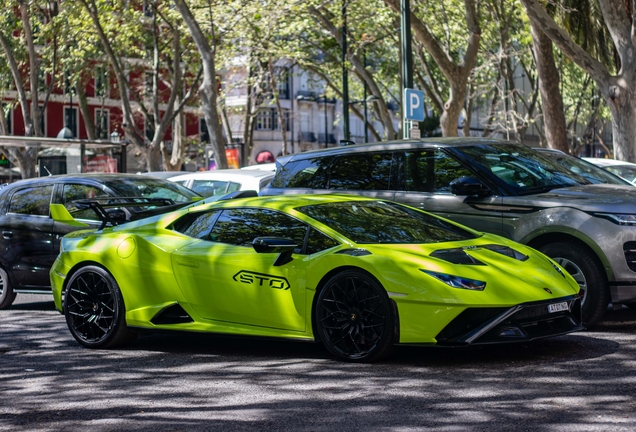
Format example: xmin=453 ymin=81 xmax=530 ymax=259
xmin=583 ymin=157 xmax=636 ymax=185
xmin=168 ymin=169 xmax=275 ymax=198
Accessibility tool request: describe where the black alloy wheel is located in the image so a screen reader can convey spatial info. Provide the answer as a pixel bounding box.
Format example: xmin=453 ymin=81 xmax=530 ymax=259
xmin=0 ymin=267 xmax=16 ymax=310
xmin=64 ymin=265 xmax=135 ymax=348
xmin=315 ymin=270 xmax=395 ymax=362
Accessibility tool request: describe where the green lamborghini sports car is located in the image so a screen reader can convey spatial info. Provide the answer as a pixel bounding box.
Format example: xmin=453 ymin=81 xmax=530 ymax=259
xmin=50 ymin=193 xmax=583 ymax=362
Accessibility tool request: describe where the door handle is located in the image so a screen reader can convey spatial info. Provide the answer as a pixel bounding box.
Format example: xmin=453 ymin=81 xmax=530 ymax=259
xmin=175 ymin=258 xmax=199 ymax=268
xmin=2 ymin=231 xmax=12 ymax=239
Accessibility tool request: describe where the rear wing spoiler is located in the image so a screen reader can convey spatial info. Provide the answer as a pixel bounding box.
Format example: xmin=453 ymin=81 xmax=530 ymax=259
xmin=51 ymin=197 xmax=193 ymax=230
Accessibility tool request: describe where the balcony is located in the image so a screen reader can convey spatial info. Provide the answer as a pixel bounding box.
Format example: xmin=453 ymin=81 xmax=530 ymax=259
xmin=300 ymin=132 xmax=317 ymax=142
xmin=318 ymin=133 xmax=336 ymax=144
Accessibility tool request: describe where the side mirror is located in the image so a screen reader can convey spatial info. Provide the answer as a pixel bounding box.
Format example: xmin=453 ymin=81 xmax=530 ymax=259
xmin=252 ymin=237 xmax=297 ymax=266
xmin=450 ymin=177 xmax=492 ymax=197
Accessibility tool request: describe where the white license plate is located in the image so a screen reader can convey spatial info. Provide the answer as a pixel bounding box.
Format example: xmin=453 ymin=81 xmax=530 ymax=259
xmin=548 ymin=302 xmax=569 ymax=313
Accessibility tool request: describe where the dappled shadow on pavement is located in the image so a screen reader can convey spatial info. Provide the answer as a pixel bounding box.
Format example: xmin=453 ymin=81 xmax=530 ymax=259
xmin=1 ymin=305 xmax=636 ymax=431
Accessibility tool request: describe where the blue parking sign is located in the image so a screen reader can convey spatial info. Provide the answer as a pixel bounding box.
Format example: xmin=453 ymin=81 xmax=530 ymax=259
xmin=404 ymin=88 xmax=425 ymax=122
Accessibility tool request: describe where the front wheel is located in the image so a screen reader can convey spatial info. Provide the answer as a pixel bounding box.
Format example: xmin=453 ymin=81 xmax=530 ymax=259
xmin=315 ymin=270 xmax=395 ymax=362
xmin=63 ymin=265 xmax=135 ymax=348
xmin=0 ymin=267 xmax=16 ymax=310
xmin=539 ymin=241 xmax=609 ymax=327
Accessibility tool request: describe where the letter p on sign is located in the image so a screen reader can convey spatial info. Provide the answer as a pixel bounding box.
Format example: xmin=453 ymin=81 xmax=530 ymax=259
xmin=404 ymin=88 xmax=425 ymax=122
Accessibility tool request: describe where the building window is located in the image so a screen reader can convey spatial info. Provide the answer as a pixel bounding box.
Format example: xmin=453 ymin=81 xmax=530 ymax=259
xmin=95 ymin=109 xmax=109 ymax=139
xmin=145 ymin=114 xmax=155 ymax=142
xmin=1 ymin=103 xmax=11 ymax=134
xmin=64 ymin=106 xmax=78 ymax=138
xmin=142 ymin=0 xmax=153 ymax=17
xmin=256 ymin=110 xmax=273 ymax=130
xmin=200 ymin=118 xmax=210 ymax=143
xmin=38 ymin=106 xmax=46 ymax=136
xmin=95 ymin=65 xmax=109 ymax=97
xmin=273 ymin=110 xmax=290 ymax=131
xmin=145 ymin=71 xmax=153 ymax=96
xmin=274 ymin=67 xmax=289 ymax=99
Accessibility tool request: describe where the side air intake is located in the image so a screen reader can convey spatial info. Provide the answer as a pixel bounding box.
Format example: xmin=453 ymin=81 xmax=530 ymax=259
xmin=151 ymin=303 xmax=194 ymax=325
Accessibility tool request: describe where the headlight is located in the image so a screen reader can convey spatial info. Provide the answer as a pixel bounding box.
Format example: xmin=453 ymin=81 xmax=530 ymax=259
xmin=594 ymin=213 xmax=636 ymax=225
xmin=420 ymin=270 xmax=486 ymax=291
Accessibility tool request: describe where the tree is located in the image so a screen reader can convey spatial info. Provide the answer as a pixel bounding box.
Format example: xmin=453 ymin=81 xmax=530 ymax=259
xmin=520 ymin=0 xmax=636 ymax=161
xmin=173 ymin=0 xmax=228 ymax=169
xmin=384 ymin=0 xmax=481 ymax=137
xmin=78 ymin=0 xmax=200 ymax=171
xmin=0 ymin=0 xmax=59 ymax=178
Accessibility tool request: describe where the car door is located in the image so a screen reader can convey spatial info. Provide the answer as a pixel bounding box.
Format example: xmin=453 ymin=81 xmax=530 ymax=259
xmin=0 ymin=184 xmax=54 ymax=289
xmin=393 ymin=149 xmax=505 ymax=236
xmin=171 ymin=207 xmax=309 ymax=331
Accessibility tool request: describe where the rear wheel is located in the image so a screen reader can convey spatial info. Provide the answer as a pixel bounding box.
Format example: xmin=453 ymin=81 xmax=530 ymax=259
xmin=315 ymin=270 xmax=395 ymax=362
xmin=63 ymin=266 xmax=135 ymax=348
xmin=0 ymin=267 xmax=16 ymax=310
xmin=539 ymin=241 xmax=609 ymax=327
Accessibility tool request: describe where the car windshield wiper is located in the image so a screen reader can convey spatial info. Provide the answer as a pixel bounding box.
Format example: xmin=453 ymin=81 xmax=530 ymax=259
xmin=520 ymin=184 xmax=568 ymax=195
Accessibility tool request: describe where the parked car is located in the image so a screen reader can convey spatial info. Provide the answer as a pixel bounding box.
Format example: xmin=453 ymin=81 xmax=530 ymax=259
xmin=583 ymin=157 xmax=636 ymax=185
xmin=241 ymin=163 xmax=277 ymax=172
xmin=169 ymin=169 xmax=275 ymax=198
xmin=50 ymin=194 xmax=581 ymax=361
xmin=536 ymin=148 xmax=631 ymax=186
xmin=0 ymin=173 xmax=200 ymax=309
xmin=261 ymin=138 xmax=636 ymax=326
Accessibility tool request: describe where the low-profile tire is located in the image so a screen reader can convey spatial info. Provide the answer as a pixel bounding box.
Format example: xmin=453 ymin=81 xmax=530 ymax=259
xmin=539 ymin=241 xmax=609 ymax=327
xmin=0 ymin=267 xmax=16 ymax=310
xmin=63 ymin=265 xmax=135 ymax=349
xmin=315 ymin=269 xmax=396 ymax=362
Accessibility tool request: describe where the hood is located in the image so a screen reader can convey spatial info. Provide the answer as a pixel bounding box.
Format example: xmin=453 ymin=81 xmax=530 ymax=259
xmin=510 ymin=184 xmax=636 ymax=213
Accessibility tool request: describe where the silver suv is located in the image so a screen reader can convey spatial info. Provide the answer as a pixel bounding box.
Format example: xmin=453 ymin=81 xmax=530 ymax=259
xmin=261 ymin=138 xmax=636 ymax=327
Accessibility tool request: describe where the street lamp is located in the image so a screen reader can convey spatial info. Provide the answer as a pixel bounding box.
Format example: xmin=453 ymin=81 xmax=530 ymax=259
xmin=349 ymin=95 xmax=380 ymax=143
xmin=110 ymin=130 xmax=120 ymax=143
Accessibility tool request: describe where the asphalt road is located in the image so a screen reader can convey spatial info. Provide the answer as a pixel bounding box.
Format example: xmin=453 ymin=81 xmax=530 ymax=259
xmin=2 ymin=294 xmax=636 ymax=432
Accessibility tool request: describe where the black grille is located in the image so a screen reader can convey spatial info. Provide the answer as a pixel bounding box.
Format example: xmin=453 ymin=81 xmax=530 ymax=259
xmin=436 ymin=307 xmax=505 ymax=342
xmin=623 ymin=241 xmax=636 ymax=272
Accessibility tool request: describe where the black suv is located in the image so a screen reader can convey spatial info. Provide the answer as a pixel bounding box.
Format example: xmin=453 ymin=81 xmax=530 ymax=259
xmin=261 ymin=138 xmax=636 ymax=326
xmin=0 ymin=173 xmax=200 ymax=309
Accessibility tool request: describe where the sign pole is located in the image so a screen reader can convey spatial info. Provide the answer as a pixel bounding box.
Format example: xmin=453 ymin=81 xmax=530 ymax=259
xmin=401 ymin=0 xmax=413 ymax=139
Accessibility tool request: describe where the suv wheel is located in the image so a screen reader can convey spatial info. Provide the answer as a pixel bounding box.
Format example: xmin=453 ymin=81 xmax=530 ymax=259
xmin=539 ymin=241 xmax=609 ymax=327
xmin=0 ymin=267 xmax=16 ymax=310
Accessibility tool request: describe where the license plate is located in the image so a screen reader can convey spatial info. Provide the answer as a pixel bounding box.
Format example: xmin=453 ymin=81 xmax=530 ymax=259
xmin=548 ymin=301 xmax=569 ymax=313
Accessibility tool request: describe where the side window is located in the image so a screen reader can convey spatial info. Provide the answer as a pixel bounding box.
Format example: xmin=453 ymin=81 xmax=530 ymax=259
xmin=191 ymin=180 xmax=229 ymax=197
xmin=8 ymin=185 xmax=53 ymax=216
xmin=405 ymin=150 xmax=473 ymax=193
xmin=328 ymin=153 xmax=394 ymax=190
xmin=63 ymin=184 xmax=110 ymax=220
xmin=227 ymin=182 xmax=241 ymax=193
xmin=174 ymin=211 xmax=221 ymax=239
xmin=305 ymin=228 xmax=339 ymax=254
xmin=270 ymin=157 xmax=334 ymax=189
xmin=209 ymin=208 xmax=308 ymax=253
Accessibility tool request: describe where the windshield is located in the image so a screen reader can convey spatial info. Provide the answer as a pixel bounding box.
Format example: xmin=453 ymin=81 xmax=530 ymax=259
xmin=603 ymin=165 xmax=636 ymax=184
xmin=104 ymin=177 xmax=200 ymax=203
xmin=296 ymin=200 xmax=478 ymax=244
xmin=454 ymin=143 xmax=590 ymax=194
xmin=540 ymin=151 xmax=628 ymax=185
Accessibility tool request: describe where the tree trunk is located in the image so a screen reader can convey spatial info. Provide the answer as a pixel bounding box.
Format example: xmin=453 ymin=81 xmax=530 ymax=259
xmin=606 ymin=77 xmax=636 ymax=161
xmin=75 ymin=83 xmax=96 ymax=140
xmin=530 ymin=25 xmax=569 ymax=152
xmin=173 ymin=0 xmax=227 ymax=169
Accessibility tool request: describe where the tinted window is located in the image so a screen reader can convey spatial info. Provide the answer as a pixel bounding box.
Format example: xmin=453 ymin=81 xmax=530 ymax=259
xmin=190 ymin=180 xmax=230 ymax=197
xmin=104 ymin=177 xmax=199 ymax=202
xmin=174 ymin=211 xmax=221 ymax=239
xmin=328 ymin=153 xmax=394 ymax=190
xmin=305 ymin=228 xmax=339 ymax=254
xmin=297 ymin=200 xmax=477 ymax=244
xmin=454 ymin=144 xmax=588 ymax=194
xmin=405 ymin=150 xmax=473 ymax=193
xmin=8 ymin=185 xmax=53 ymax=216
xmin=270 ymin=157 xmax=334 ymax=188
xmin=63 ymin=184 xmax=111 ymax=220
xmin=209 ymin=208 xmax=308 ymax=253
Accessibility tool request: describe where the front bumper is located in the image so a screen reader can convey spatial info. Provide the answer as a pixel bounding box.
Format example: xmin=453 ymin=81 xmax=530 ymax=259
xmin=434 ymin=295 xmax=582 ymax=345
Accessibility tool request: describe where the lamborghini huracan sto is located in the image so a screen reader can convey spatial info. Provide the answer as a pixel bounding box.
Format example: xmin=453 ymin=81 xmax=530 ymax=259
xmin=50 ymin=194 xmax=583 ymax=362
